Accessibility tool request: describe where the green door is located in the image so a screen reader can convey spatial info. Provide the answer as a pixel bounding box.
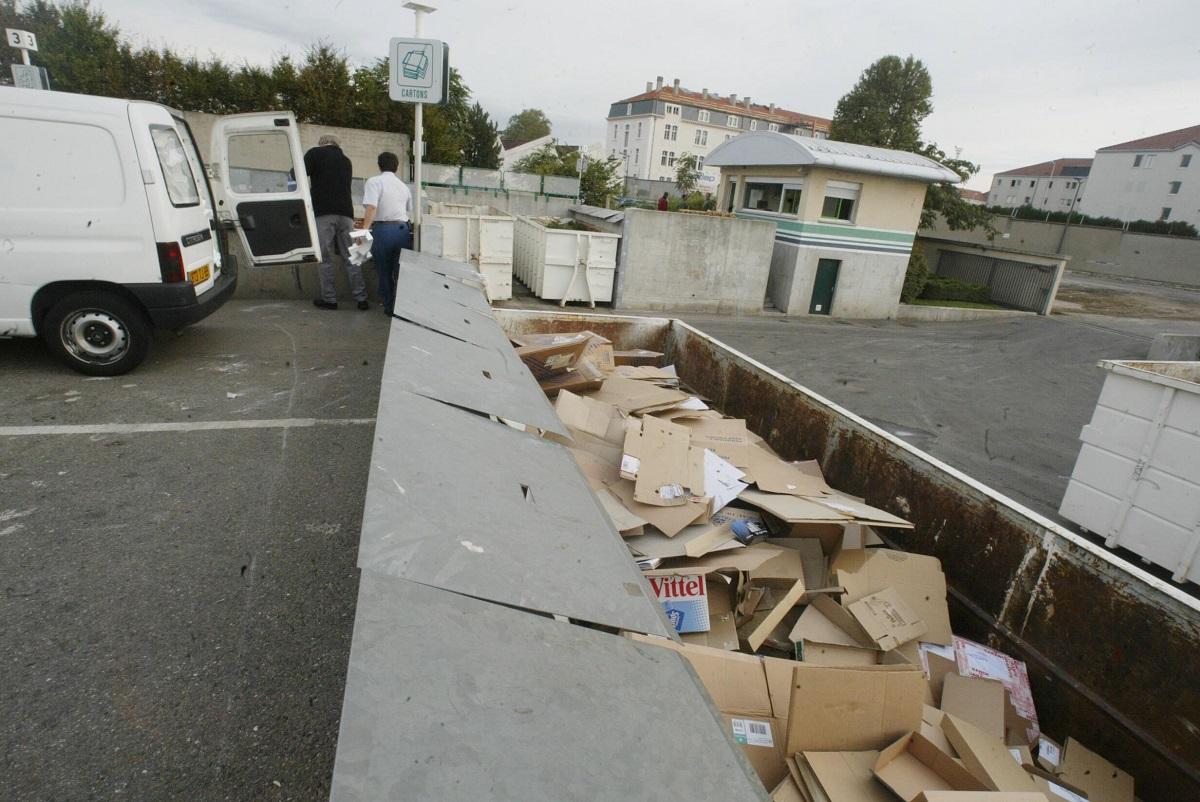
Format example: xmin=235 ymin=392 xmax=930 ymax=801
xmin=809 ymin=258 xmax=840 ymax=315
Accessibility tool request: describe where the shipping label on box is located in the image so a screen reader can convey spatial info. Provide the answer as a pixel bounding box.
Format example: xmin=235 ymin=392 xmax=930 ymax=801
xmin=731 ymin=717 xmax=775 ymax=747
xmin=648 ymin=573 xmax=710 ymax=633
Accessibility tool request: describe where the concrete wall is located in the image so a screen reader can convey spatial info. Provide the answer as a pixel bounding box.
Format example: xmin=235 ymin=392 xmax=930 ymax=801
xmin=423 ymin=185 xmax=572 ymax=217
xmin=1081 ymin=144 xmax=1200 ymax=226
xmin=926 ymin=214 xmax=1200 ymax=286
xmin=614 ymin=208 xmax=775 ymax=314
xmin=769 ymin=242 xmax=907 ymax=318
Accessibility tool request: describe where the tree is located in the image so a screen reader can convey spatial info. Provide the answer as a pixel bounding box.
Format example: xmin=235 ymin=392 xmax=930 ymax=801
xmin=462 ymin=102 xmax=500 ymax=169
xmin=578 ymin=155 xmax=623 ymax=207
xmin=513 ymin=144 xmax=577 ymax=177
xmin=830 ymin=55 xmax=931 ymax=151
xmin=831 ymin=55 xmax=993 ymax=234
xmin=674 ymin=153 xmax=702 ymax=196
xmin=502 ymin=108 xmax=551 ymax=143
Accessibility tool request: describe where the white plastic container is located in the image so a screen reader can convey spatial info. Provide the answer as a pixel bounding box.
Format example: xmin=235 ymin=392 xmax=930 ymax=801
xmin=420 ymin=203 xmax=513 ymax=301
xmin=1060 ymin=360 xmax=1200 ymax=582
xmin=512 ymin=217 xmax=619 ymax=305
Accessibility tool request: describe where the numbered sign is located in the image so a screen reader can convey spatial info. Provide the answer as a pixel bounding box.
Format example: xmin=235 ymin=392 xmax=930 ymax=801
xmin=6 ymin=28 xmax=39 ymax=52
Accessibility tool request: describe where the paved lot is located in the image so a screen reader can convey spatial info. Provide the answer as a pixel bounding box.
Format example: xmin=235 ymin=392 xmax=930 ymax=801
xmin=1 ymin=301 xmax=389 ymax=801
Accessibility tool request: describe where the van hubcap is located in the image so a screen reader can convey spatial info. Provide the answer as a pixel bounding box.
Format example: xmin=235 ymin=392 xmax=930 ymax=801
xmin=61 ymin=310 xmax=129 ymax=365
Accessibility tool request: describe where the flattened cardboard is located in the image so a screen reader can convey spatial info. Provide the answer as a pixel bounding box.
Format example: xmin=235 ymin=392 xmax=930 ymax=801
xmin=646 ymin=572 xmax=710 ymax=633
xmin=941 ymin=714 xmax=1040 ymax=793
xmin=633 ymin=415 xmax=692 ymax=506
xmin=874 ymin=732 xmax=989 ymax=801
xmin=597 ymin=488 xmax=648 ymax=534
xmin=1056 ymin=738 xmax=1134 ymax=802
xmin=847 ymin=587 xmax=929 ymax=651
xmin=833 ymin=549 xmax=954 ymax=646
xmin=940 ymin=674 xmax=1007 ymax=741
xmin=816 ymin=491 xmax=914 ymax=528
xmin=790 ymin=595 xmax=875 ymax=650
xmin=613 ymin=348 xmax=664 ymax=366
xmin=537 ymin=359 xmax=605 ymax=395
xmin=681 ymin=577 xmax=740 ymax=650
xmin=664 ymin=543 xmax=787 ymax=573
xmin=625 ymin=521 xmax=740 ymax=559
xmin=770 ymin=774 xmax=809 ymax=802
xmin=591 ymin=375 xmax=688 ymax=413
xmin=1035 ymin=736 xmax=1062 ymax=773
xmin=605 ymin=478 xmax=708 ymax=537
xmin=555 ymin=390 xmax=625 ymax=442
xmin=953 ymin=637 xmax=1039 ymax=741
xmin=680 ymin=417 xmax=756 ymax=466
xmin=920 ymin=704 xmax=958 ymax=759
xmin=765 ymin=538 xmax=830 ymax=597
xmin=803 ymin=751 xmax=893 ymax=802
xmin=577 ymin=330 xmax=616 ymax=372
xmin=1028 ymin=772 xmax=1088 ymax=802
xmin=741 ymin=490 xmax=853 ymax=523
xmin=743 ymin=446 xmax=832 ymax=497
xmin=738 ymin=578 xmax=807 ymax=652
xmin=785 ymin=664 xmax=926 ymax=754
xmin=516 ymin=336 xmax=588 ymax=378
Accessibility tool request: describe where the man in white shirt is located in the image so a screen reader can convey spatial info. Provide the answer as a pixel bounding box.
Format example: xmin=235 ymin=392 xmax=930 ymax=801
xmin=360 ymin=151 xmax=413 ymax=315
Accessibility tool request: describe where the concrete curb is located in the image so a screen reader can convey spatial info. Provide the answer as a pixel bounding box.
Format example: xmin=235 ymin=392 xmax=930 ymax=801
xmin=895 ymin=304 xmax=1035 ymax=322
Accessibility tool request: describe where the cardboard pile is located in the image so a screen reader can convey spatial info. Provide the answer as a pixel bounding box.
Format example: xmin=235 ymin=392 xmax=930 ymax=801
xmin=525 ymin=331 xmax=1137 ymax=802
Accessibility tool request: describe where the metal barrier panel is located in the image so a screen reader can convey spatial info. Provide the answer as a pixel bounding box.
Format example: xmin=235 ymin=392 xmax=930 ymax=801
xmin=542 ymin=174 xmax=581 ymax=197
xmin=461 ymin=166 xmax=504 ymax=189
xmin=504 ymin=171 xmax=542 ymax=193
xmin=935 ymin=250 xmax=1054 ymax=313
xmin=423 ymin=162 xmax=461 ymax=185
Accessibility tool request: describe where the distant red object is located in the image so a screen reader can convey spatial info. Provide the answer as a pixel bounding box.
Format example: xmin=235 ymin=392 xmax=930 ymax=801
xmin=656 ymin=195 xmax=668 ymax=211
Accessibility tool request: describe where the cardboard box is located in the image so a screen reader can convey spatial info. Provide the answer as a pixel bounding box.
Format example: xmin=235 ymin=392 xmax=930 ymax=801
xmin=738 ymin=577 xmax=807 ymax=652
xmin=742 ymin=446 xmax=832 ymax=497
xmin=741 ymin=489 xmax=854 ymax=524
xmin=629 ymin=415 xmax=692 ymax=506
xmin=1035 ymin=736 xmax=1062 ymax=773
xmin=536 ymin=358 xmax=605 ymax=395
xmin=941 ymin=714 xmax=1040 ymax=793
xmin=832 ymin=549 xmax=954 ymax=646
xmin=1056 ymin=738 xmax=1133 ymax=802
xmin=953 ymin=637 xmax=1039 ymax=741
xmin=913 ymin=793 xmax=1050 ymax=801
xmin=815 ymin=491 xmax=914 ymax=528
xmin=555 ymin=390 xmax=626 ymax=443
xmin=630 ymin=636 xmax=789 ymax=790
xmin=921 ymin=705 xmax=958 ymax=758
xmin=515 ymin=335 xmax=589 ymax=378
xmin=940 ymin=674 xmax=1007 ymax=741
xmin=681 ymin=575 xmax=740 ymax=650
xmin=846 ymin=587 xmax=929 ymax=651
xmin=612 ymin=348 xmax=663 ymax=366
xmin=874 ymin=732 xmax=989 ymax=800
xmin=645 ymin=572 xmax=710 ymax=633
xmin=591 ymin=375 xmax=688 ymax=413
xmin=604 ymin=477 xmax=708 ymax=537
xmin=799 ymin=751 xmax=893 ymax=802
xmin=785 ymin=663 xmax=926 ymax=754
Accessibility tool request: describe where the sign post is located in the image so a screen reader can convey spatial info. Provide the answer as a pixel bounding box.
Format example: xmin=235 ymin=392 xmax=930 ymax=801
xmin=6 ymin=27 xmax=49 ymax=90
xmin=391 ymin=3 xmax=446 ymax=244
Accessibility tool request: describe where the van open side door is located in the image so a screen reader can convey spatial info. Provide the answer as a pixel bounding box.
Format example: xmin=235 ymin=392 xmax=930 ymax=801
xmin=209 ymin=112 xmax=321 ymax=266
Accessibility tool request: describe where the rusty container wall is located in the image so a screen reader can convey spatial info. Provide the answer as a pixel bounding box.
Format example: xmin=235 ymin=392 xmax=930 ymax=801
xmin=493 ymin=308 xmax=1200 ymax=802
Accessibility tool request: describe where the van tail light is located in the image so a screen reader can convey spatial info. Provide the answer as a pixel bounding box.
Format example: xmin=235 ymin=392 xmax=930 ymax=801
xmin=157 ymin=242 xmax=186 ymax=283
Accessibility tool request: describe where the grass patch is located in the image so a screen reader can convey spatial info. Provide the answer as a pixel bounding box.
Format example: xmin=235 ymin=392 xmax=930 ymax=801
xmin=908 ymin=298 xmax=1008 ymax=310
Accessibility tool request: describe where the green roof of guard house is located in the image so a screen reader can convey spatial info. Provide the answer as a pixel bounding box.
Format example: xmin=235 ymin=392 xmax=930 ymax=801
xmin=705 ymin=131 xmax=962 ymax=184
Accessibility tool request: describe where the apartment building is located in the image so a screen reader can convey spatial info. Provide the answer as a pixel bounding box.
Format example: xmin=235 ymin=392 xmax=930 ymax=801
xmin=605 ymin=76 xmax=830 ymax=192
xmin=1078 ymin=124 xmax=1200 ymax=226
xmin=986 ymin=158 xmax=1091 ymax=212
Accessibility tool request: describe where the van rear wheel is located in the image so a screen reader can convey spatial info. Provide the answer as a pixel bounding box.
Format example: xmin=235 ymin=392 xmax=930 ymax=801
xmin=43 ymin=291 xmax=151 ymax=376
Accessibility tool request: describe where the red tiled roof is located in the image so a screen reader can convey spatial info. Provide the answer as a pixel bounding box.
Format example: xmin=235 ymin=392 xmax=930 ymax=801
xmin=996 ymin=158 xmax=1092 ymax=177
xmin=958 ymin=188 xmax=989 ymax=202
xmin=1098 ymin=123 xmax=1200 ymax=152
xmin=614 ymin=84 xmax=831 ymax=131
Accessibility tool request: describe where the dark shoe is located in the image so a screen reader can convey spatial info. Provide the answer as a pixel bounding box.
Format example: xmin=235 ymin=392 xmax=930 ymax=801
xmin=357 ymin=300 xmax=369 ymax=311
xmin=313 ymin=299 xmax=337 ymax=310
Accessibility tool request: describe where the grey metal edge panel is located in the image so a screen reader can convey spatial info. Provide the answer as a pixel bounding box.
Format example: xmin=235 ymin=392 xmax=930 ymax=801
xmin=401 ymin=248 xmax=487 ymax=284
xmin=384 ymin=318 xmax=568 ymax=437
xmin=395 ymin=259 xmax=492 ymax=314
xmin=359 ymin=389 xmax=671 ymax=636
xmin=329 ymin=572 xmax=768 ymax=802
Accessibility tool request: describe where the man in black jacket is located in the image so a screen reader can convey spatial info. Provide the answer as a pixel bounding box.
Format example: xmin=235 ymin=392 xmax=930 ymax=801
xmin=304 ymin=134 xmax=369 ymax=310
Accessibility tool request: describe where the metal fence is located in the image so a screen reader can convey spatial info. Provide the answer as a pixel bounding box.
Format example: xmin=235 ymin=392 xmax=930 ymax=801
xmin=934 ymin=250 xmax=1059 ymax=313
xmin=422 ymin=162 xmax=580 ymax=198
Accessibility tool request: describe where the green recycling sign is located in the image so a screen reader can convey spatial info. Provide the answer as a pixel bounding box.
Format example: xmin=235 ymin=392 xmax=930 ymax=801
xmin=389 ymin=37 xmax=448 ymax=104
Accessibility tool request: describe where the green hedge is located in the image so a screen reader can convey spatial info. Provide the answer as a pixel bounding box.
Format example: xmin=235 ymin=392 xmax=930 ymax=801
xmin=920 ymin=275 xmax=992 ymax=303
xmin=900 ymin=246 xmax=930 ymax=303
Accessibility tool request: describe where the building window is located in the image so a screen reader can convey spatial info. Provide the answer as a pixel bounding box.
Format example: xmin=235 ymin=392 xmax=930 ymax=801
xmin=698 ymin=109 xmax=710 ymax=123
xmin=665 ymin=103 xmax=680 ymax=115
xmin=661 ymin=151 xmax=668 ymax=166
xmin=634 ymin=148 xmax=639 ymax=165
xmin=1010 ymin=179 xmax=1017 ymax=187
xmin=626 ymin=103 xmax=632 ymax=115
xmin=821 ymin=180 xmax=861 ymax=221
xmin=1048 ymin=181 xmax=1054 ymax=188
xmin=1005 ymin=195 xmax=1016 ymax=204
xmin=664 ymin=124 xmax=678 ymax=141
xmin=695 ymin=156 xmax=704 ymax=170
xmin=613 ymin=124 xmax=617 ymax=139
xmin=694 ymin=129 xmax=707 ymax=146
xmin=1182 ymin=154 xmax=1193 ymax=168
xmin=1134 ymin=154 xmax=1155 ymax=168
xmin=1169 ymin=181 xmax=1182 ymax=194
xmin=624 ymin=124 xmax=629 ymax=147
xmin=768 ymin=123 xmax=779 ymax=132
xmin=1024 ymin=196 xmax=1031 ymax=204
xmin=637 ymin=122 xmax=642 ymax=138
xmin=1133 ymin=155 xmax=1142 ymax=167
xmin=727 ymin=115 xmax=739 ymax=128
xmin=669 ymin=152 xmax=676 ymax=166
xmin=742 ymin=181 xmax=782 ymax=212
xmin=1161 ymin=207 xmax=1172 ymax=220
xmin=749 ymin=120 xmax=758 ymax=131
xmin=781 ymin=185 xmax=802 ymax=214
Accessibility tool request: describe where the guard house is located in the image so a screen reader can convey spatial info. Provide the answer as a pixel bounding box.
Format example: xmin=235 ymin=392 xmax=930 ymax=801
xmin=706 ymin=133 xmax=960 ymax=318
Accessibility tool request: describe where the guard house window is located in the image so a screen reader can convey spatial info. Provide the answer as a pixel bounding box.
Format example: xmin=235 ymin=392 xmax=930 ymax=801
xmin=727 ymin=115 xmax=739 ymax=128
xmin=821 ymin=180 xmax=861 ymax=221
xmin=1182 ymin=154 xmax=1193 ymax=168
xmin=1169 ymin=181 xmax=1182 ymax=194
xmin=694 ymin=129 xmax=707 ymax=146
xmin=1161 ymin=207 xmax=1172 ymax=220
xmin=768 ymin=123 xmax=779 ymax=132
xmin=741 ymin=178 xmax=803 ymax=215
xmin=698 ymin=109 xmax=710 ymax=123
xmin=749 ymin=120 xmax=758 ymax=131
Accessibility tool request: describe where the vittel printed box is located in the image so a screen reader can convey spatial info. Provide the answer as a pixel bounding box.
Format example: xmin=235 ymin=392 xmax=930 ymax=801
xmin=648 ymin=573 xmax=710 ymax=633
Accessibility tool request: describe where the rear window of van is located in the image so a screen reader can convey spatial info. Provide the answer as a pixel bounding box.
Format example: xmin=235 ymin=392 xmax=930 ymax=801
xmin=150 ymin=125 xmax=200 ymax=207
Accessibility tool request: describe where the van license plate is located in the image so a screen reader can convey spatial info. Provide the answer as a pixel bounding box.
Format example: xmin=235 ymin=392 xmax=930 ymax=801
xmin=188 ymin=264 xmax=211 ymax=285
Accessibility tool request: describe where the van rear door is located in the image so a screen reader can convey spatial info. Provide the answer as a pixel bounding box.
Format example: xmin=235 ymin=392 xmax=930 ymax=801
xmin=208 ymin=112 xmax=320 ymax=266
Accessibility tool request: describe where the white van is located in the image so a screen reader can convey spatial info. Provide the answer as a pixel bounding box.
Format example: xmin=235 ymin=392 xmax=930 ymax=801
xmin=0 ymin=87 xmax=321 ymax=374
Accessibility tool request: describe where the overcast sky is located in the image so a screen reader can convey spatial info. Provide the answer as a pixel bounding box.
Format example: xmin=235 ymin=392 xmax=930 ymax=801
xmin=85 ymin=0 xmax=1200 ymax=189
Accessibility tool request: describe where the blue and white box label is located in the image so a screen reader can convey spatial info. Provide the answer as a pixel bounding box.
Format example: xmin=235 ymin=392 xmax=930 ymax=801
xmin=648 ymin=573 xmax=710 ymax=633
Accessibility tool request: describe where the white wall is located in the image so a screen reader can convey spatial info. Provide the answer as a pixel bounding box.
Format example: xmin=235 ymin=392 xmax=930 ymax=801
xmin=988 ymin=173 xmax=1086 ymax=212
xmin=769 ymin=242 xmax=908 ymax=319
xmin=1080 ymin=144 xmax=1200 ymax=225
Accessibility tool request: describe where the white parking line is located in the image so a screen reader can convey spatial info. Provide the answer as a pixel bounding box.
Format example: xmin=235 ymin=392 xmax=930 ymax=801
xmin=0 ymin=417 xmax=375 ymax=436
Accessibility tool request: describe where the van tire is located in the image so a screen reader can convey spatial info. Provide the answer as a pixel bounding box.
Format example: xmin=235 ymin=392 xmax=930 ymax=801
xmin=43 ymin=291 xmax=151 ymax=376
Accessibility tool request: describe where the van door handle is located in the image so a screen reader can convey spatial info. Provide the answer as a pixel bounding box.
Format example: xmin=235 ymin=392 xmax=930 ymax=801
xmin=240 ymin=214 xmax=257 ymax=231
xmin=289 ymin=213 xmax=302 ymax=228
